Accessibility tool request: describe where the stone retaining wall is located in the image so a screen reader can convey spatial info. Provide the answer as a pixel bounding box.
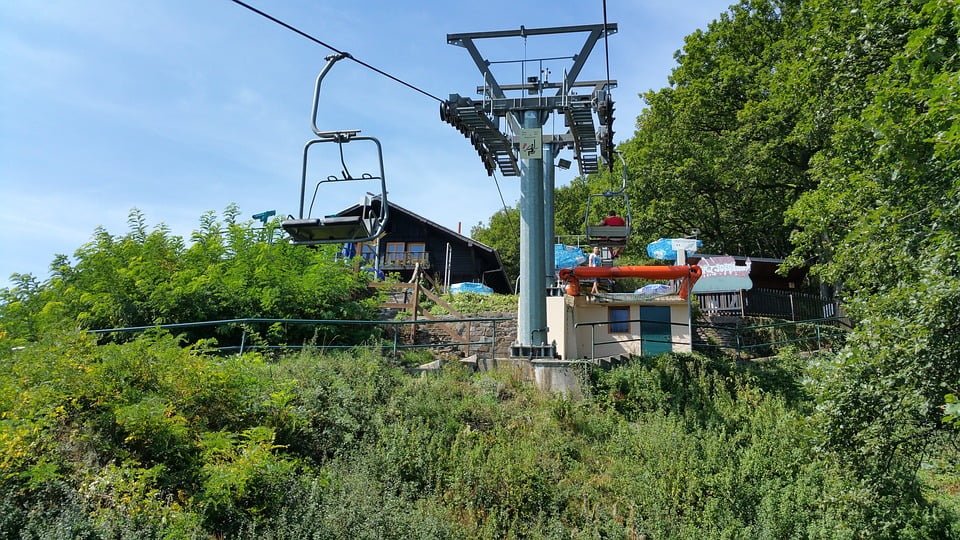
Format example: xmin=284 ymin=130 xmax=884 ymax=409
xmin=412 ymin=313 xmax=517 ymax=359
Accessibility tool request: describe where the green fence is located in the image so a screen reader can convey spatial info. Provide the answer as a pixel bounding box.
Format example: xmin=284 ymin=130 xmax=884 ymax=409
xmin=695 ymin=316 xmax=850 ymax=358
xmin=90 ymin=316 xmax=513 ymax=362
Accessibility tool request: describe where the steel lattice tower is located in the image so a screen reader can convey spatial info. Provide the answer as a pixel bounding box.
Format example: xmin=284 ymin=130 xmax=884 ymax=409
xmin=442 ymin=24 xmax=617 ymax=358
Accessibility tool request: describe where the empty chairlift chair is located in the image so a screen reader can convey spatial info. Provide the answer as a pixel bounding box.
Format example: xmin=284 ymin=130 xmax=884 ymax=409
xmin=282 ymin=53 xmax=389 ymax=245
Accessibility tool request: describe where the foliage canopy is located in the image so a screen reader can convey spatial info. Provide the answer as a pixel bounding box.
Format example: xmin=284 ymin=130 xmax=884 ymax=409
xmin=1 ymin=205 xmax=380 ymax=348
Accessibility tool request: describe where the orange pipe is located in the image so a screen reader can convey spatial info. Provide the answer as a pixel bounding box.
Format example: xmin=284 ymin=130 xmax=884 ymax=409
xmin=558 ymin=265 xmax=702 ymax=299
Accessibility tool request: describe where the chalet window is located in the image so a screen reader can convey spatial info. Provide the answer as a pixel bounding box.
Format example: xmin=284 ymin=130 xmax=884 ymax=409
xmin=407 ymin=242 xmax=427 ymax=264
xmin=608 ymin=306 xmax=630 ymax=334
xmin=360 ymin=243 xmax=377 ymax=263
xmin=385 ymin=242 xmax=405 ymax=265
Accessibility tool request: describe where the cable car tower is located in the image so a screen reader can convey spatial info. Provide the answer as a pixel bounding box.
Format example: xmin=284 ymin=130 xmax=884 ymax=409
xmin=443 ymin=24 xmax=617 ymax=358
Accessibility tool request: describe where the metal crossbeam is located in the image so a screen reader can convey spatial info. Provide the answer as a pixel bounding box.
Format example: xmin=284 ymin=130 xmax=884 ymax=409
xmin=481 ymin=94 xmax=591 ymax=116
xmin=477 ymin=79 xmax=615 ymax=95
xmin=447 ymin=23 xmax=617 ymax=42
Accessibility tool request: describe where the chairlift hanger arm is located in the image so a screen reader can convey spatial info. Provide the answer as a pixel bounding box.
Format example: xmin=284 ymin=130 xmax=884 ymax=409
xmin=621 ymin=152 xmax=629 ymax=188
xmin=311 ymin=53 xmax=357 ymax=138
xmin=282 ymin=45 xmax=390 ymax=246
xmin=612 ymin=150 xmax=628 ymax=193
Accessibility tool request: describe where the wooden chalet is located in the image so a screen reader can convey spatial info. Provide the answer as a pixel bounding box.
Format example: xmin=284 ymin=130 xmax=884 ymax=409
xmin=337 ymin=199 xmax=511 ymax=293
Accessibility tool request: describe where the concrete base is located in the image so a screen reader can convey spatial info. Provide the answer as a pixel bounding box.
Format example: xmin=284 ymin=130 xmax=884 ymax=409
xmin=530 ymin=359 xmax=587 ymax=397
xmin=475 ymin=356 xmax=590 ymax=396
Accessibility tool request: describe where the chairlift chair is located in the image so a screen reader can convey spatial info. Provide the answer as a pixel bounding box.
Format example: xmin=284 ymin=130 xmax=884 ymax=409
xmin=281 ymin=53 xmax=389 ymax=246
xmin=584 ymin=152 xmax=631 ymax=249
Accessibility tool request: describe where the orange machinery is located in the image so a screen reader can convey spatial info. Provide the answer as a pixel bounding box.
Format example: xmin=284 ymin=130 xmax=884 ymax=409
xmin=557 ymin=264 xmax=702 ymax=299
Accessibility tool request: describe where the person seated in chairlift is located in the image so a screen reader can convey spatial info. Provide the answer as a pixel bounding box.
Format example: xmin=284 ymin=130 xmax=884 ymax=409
xmin=598 ymin=210 xmax=626 ymax=258
xmin=600 ymin=210 xmax=626 ymax=227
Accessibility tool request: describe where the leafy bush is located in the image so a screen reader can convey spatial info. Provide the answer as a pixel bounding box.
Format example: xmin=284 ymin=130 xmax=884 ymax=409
xmin=427 ymin=292 xmax=518 ymax=316
xmin=0 ymin=207 xmax=381 ymax=348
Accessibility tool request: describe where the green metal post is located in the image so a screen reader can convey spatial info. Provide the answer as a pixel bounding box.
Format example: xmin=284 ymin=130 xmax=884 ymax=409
xmin=517 ymin=110 xmax=547 ymax=349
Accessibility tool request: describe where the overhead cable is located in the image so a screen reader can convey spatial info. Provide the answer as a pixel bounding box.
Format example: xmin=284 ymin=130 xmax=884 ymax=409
xmin=602 ymin=0 xmax=611 ymax=87
xmin=228 ymin=0 xmax=444 ymax=103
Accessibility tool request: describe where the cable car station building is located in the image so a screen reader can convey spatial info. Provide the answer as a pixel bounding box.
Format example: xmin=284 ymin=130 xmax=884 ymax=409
xmin=546 ymin=292 xmax=693 ymax=362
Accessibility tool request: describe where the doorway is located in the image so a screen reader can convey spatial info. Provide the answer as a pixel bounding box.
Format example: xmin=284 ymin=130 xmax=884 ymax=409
xmin=639 ymin=306 xmax=672 ymax=356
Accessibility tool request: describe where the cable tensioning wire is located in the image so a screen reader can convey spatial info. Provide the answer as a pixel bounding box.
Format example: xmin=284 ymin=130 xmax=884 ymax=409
xmin=491 ymin=169 xmax=511 ymax=219
xmin=228 ymin=0 xmax=444 ymax=103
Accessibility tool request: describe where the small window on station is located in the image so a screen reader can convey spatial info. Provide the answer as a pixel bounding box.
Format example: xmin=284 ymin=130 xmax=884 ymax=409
xmin=608 ymin=306 xmax=630 ymax=333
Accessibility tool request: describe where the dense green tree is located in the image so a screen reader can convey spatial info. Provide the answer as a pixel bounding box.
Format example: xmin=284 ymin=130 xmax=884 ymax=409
xmin=786 ymin=0 xmax=960 ymax=480
xmin=471 ymin=206 xmax=520 ymax=285
xmin=611 ymin=0 xmax=919 ymax=262
xmin=624 ymin=0 xmax=804 ymax=258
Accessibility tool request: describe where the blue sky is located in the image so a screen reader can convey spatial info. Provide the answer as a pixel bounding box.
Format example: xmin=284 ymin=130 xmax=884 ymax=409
xmin=1 ymin=0 xmax=732 ymax=286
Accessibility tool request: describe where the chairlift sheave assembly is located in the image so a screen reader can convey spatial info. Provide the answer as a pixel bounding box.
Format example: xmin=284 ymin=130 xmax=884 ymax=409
xmin=281 ymin=53 xmax=389 ymax=245
xmin=584 ymin=151 xmax=631 ymax=249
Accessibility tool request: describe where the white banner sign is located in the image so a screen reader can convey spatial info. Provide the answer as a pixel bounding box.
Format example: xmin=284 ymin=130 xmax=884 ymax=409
xmin=519 ymin=128 xmax=542 ymax=159
xmin=692 ymin=256 xmax=754 ymax=293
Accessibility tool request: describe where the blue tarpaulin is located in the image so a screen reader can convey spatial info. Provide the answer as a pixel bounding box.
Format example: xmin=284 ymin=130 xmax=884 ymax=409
xmin=554 ymin=243 xmax=587 ymax=269
xmin=646 ymin=238 xmax=702 ymax=261
xmin=450 ymin=282 xmax=494 ymax=295
xmin=340 ymin=242 xmax=357 ymax=259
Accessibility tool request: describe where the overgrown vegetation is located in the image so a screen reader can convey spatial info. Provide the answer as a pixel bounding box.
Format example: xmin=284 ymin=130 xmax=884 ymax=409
xmin=427 ymin=292 xmax=519 ymax=316
xmin=1 ymin=329 xmax=955 ymax=538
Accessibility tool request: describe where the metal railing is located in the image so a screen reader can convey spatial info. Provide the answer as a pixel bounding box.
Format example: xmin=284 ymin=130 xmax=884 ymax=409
xmin=574 ymin=316 xmax=850 ymax=360
xmin=696 ymin=291 xmax=745 ymax=316
xmin=89 ymin=316 xmax=511 ymax=361
xmin=694 ymin=316 xmax=849 ymax=358
xmin=88 ymin=314 xmax=848 ymax=366
xmin=382 ymin=251 xmax=431 ymax=269
xmin=574 ymin=318 xmax=693 ymax=359
xmin=696 ymin=289 xmax=838 ymax=321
